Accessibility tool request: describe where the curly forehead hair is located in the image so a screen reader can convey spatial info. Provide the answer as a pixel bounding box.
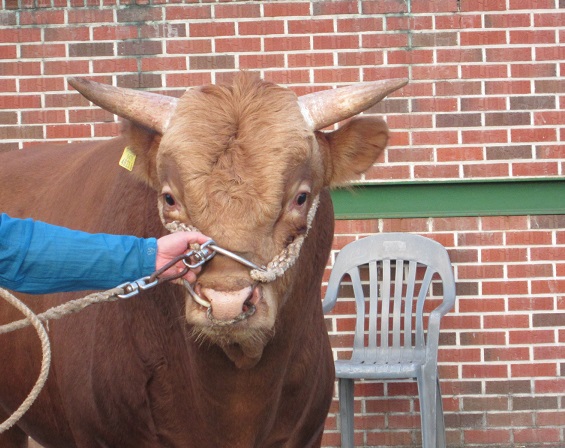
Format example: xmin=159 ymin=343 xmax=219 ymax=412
xmin=167 ymin=71 xmax=309 ymax=159
xmin=158 ymin=72 xmax=317 ymax=231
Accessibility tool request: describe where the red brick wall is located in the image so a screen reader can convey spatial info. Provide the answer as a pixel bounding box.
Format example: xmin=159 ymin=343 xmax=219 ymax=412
xmin=1 ymin=1 xmax=563 ymax=447
xmin=326 ymin=215 xmax=565 ymax=447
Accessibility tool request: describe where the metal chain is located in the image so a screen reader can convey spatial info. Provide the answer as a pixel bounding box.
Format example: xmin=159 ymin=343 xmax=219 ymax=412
xmin=116 ymin=239 xmax=266 ymax=300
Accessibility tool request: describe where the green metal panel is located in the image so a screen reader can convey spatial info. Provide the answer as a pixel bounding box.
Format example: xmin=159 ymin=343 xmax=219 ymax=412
xmin=330 ymin=178 xmax=565 ymax=219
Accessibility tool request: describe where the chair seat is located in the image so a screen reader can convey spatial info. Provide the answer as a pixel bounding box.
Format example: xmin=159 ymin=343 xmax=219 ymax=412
xmin=335 ymin=359 xmax=420 ymax=380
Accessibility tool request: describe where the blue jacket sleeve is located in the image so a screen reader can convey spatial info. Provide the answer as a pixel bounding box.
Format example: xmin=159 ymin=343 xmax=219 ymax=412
xmin=0 ymin=213 xmax=157 ymax=294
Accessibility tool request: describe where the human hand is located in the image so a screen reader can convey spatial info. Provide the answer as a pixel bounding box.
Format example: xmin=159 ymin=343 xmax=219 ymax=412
xmin=155 ymin=232 xmax=211 ymax=284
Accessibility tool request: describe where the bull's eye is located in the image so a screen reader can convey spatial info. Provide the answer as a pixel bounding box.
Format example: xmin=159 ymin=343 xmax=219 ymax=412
xmin=164 ymin=193 xmax=176 ymax=206
xmin=296 ymin=192 xmax=308 ymax=206
xmin=285 ymin=235 xmax=295 ymax=246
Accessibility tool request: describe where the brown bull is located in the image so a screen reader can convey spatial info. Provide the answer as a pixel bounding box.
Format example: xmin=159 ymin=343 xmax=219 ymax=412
xmin=0 ymin=72 xmax=406 ymax=447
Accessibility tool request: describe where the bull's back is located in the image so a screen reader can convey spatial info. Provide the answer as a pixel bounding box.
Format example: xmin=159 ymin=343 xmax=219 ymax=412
xmin=2 ymin=139 xmax=132 ymax=230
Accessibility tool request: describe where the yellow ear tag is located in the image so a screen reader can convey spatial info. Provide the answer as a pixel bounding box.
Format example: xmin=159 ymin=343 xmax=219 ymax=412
xmin=119 ymin=146 xmax=136 ymax=171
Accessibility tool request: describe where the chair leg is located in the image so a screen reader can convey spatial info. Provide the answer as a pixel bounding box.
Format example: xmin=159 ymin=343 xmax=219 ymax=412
xmin=417 ymin=371 xmax=437 ymax=448
xmin=435 ymin=376 xmax=446 ymax=448
xmin=338 ymin=378 xmax=355 ymax=448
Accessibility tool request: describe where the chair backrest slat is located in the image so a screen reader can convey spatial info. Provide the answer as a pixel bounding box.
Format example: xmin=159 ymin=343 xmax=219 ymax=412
xmin=380 ymin=259 xmax=391 ymax=350
xmin=415 ymin=266 xmax=435 ymax=351
xmin=404 ymin=260 xmax=418 ymax=350
xmin=392 ymin=259 xmax=404 ymax=349
xmin=348 ymin=266 xmax=366 ymax=355
xmin=368 ymin=260 xmax=379 ymax=350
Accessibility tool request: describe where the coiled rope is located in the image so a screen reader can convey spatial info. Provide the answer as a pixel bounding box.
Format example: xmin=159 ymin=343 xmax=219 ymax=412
xmin=0 ymin=286 xmax=125 ymax=433
xmin=0 ymin=287 xmax=50 ymax=433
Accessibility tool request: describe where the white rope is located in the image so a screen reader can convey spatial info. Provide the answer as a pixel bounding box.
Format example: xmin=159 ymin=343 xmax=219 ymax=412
xmin=250 ymin=195 xmax=319 ymax=283
xmin=0 ymin=287 xmax=125 ymax=335
xmin=0 ymin=288 xmax=51 ymax=433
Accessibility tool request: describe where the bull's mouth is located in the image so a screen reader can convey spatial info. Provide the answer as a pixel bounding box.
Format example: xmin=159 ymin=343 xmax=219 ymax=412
xmin=182 ymin=281 xmax=275 ymax=368
xmin=206 ymin=302 xmax=256 ymax=326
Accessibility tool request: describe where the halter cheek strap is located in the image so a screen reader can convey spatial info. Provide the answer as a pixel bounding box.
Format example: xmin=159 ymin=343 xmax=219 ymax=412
xmin=249 ymin=195 xmax=319 ymax=282
xmin=159 ymin=195 xmax=320 ymax=283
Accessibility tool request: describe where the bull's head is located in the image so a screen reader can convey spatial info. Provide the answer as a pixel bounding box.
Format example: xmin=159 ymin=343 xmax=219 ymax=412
xmin=69 ymin=73 xmax=407 ymax=368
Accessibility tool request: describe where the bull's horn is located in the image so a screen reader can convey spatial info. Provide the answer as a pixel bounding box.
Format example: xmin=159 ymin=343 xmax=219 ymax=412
xmin=298 ymin=78 xmax=408 ymax=130
xmin=68 ymin=77 xmax=178 ymax=134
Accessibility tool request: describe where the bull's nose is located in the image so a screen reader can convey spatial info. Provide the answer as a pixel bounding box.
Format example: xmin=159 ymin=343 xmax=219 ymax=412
xmin=200 ymin=286 xmax=257 ymax=321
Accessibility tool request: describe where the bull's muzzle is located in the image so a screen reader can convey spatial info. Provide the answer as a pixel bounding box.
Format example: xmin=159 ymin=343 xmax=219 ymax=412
xmin=188 ymin=283 xmax=261 ymax=326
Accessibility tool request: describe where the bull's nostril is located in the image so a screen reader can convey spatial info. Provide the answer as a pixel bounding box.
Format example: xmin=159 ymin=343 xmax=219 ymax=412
xmin=249 ymin=286 xmax=261 ymax=306
xmin=199 ymin=285 xmax=254 ymax=321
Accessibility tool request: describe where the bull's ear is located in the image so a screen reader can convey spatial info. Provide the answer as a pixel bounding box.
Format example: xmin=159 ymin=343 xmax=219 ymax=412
xmin=120 ymin=120 xmax=161 ymax=190
xmin=319 ymin=116 xmax=389 ymax=187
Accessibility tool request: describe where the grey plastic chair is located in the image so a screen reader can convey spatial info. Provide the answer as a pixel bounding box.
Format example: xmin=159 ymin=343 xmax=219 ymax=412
xmin=322 ymin=233 xmax=456 ymax=448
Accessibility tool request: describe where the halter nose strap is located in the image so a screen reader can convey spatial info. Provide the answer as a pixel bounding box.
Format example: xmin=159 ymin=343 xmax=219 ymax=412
xmin=205 ymin=244 xmax=266 ymax=272
xmin=159 ymin=194 xmax=320 ymax=283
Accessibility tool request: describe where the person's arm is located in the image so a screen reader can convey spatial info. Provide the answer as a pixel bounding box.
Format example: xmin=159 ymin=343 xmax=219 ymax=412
xmin=0 ymin=214 xmax=208 ymax=295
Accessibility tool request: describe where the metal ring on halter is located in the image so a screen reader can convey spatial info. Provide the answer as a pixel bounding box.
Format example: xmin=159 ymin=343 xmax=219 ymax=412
xmin=180 ymin=241 xmax=265 ymax=312
xmin=182 ymin=239 xmax=217 ymax=269
xmin=183 ymin=280 xmax=211 ymax=308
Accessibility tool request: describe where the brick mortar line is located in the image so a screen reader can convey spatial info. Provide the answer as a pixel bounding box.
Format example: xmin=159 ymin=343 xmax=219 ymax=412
xmin=3 ymin=84 xmax=562 ymax=92
xmin=3 ymin=54 xmax=564 ymax=62
xmin=4 ymin=5 xmax=564 ymax=12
